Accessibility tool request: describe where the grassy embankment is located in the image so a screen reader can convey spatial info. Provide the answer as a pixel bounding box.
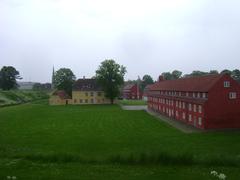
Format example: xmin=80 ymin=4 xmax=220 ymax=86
xmin=0 ymin=103 xmax=239 ymax=179
xmin=0 ymin=90 xmax=49 ymax=107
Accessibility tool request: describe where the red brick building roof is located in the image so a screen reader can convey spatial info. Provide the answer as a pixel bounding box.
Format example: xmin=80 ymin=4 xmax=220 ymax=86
xmin=73 ymin=79 xmax=102 ymax=91
xmin=123 ymin=84 xmax=136 ymax=91
xmin=52 ymin=90 xmax=71 ymax=99
xmin=150 ymin=74 xmax=225 ymax=92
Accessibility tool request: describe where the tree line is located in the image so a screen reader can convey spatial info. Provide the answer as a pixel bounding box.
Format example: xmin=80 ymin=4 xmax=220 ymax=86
xmin=1 ymin=64 xmax=240 ymax=104
xmin=160 ymin=69 xmax=240 ymax=82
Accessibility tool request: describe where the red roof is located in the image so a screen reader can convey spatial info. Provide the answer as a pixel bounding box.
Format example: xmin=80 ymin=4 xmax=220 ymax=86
xmin=150 ymin=74 xmax=225 ymax=92
xmin=123 ymin=84 xmax=136 ymax=90
xmin=73 ymin=79 xmax=102 ymax=91
xmin=52 ymin=90 xmax=70 ymax=99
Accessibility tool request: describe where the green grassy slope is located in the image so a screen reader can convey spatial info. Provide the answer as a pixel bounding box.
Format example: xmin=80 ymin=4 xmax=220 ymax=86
xmin=0 ymin=90 xmax=49 ymax=107
xmin=0 ymin=104 xmax=239 ymax=179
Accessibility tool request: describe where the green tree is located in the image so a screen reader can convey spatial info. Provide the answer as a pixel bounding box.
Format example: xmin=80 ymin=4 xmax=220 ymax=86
xmin=96 ymin=59 xmax=126 ymax=104
xmin=172 ymin=70 xmax=182 ymax=79
xmin=141 ymin=74 xmax=154 ymax=90
xmin=54 ymin=68 xmax=76 ymax=96
xmin=232 ymin=69 xmax=240 ymax=81
xmin=209 ymin=70 xmax=219 ymax=75
xmin=0 ymin=66 xmax=22 ymax=90
xmin=161 ymin=72 xmax=172 ymax=80
xmin=221 ymin=69 xmax=232 ymax=75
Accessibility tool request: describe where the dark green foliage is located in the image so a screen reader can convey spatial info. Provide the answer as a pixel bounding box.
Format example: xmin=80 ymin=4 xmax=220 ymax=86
xmin=96 ymin=59 xmax=126 ymax=104
xmin=231 ymin=69 xmax=240 ymax=81
xmin=0 ymin=66 xmax=22 ymax=90
xmin=209 ymin=70 xmax=219 ymax=75
xmin=141 ymin=75 xmax=154 ymax=90
xmin=221 ymin=69 xmax=232 ymax=75
xmin=161 ymin=70 xmax=182 ymax=80
xmin=172 ymin=70 xmax=183 ymax=80
xmin=54 ymin=68 xmax=76 ymax=96
xmin=184 ymin=70 xmax=209 ymax=78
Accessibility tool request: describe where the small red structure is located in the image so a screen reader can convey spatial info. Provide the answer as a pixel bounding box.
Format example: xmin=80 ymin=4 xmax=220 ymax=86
xmin=123 ymin=84 xmax=142 ymax=100
xmin=147 ymin=74 xmax=240 ymax=129
xmin=143 ymin=84 xmax=153 ymax=101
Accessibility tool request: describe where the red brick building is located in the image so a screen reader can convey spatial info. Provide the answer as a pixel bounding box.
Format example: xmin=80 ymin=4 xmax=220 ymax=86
xmin=147 ymin=74 xmax=240 ymax=129
xmin=123 ymin=84 xmax=142 ymax=100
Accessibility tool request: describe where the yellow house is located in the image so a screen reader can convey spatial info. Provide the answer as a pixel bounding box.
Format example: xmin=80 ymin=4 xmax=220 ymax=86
xmin=71 ymin=78 xmax=111 ymax=104
xmin=49 ymin=90 xmax=72 ymax=105
xmin=49 ymin=78 xmax=111 ymax=105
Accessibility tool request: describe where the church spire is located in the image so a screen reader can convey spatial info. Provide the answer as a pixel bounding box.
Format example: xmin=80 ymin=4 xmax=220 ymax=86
xmin=52 ymin=66 xmax=55 ymax=89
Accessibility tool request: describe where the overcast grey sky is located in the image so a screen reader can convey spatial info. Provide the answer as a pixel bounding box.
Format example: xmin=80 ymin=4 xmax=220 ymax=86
xmin=0 ymin=0 xmax=240 ymax=83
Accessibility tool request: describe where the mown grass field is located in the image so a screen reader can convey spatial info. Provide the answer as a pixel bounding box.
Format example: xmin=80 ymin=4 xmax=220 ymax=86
xmin=119 ymin=99 xmax=147 ymax=106
xmin=0 ymin=102 xmax=240 ymax=179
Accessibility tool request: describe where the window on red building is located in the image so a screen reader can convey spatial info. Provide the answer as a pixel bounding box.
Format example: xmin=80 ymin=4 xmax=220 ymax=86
xmin=193 ymin=104 xmax=197 ymax=112
xmin=189 ymin=114 xmax=192 ymax=122
xmin=183 ymin=112 xmax=186 ymax=120
xmin=224 ymin=81 xmax=230 ymax=88
xmin=189 ymin=104 xmax=192 ymax=111
xmin=229 ymin=92 xmax=237 ymax=99
xmin=183 ymin=102 xmax=185 ymax=109
xmin=198 ymin=117 xmax=202 ymax=126
xmin=198 ymin=105 xmax=202 ymax=113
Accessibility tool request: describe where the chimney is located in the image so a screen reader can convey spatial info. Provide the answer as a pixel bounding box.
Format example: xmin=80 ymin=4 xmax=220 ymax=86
xmin=83 ymin=76 xmax=85 ymax=80
xmin=158 ymin=75 xmax=164 ymax=82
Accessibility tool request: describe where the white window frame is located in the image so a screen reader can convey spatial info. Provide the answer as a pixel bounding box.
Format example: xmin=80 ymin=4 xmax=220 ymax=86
xmin=224 ymin=81 xmax=230 ymax=88
xmin=197 ymin=93 xmax=200 ymax=98
xmin=183 ymin=112 xmax=186 ymax=120
xmin=193 ymin=104 xmax=197 ymax=112
xmin=229 ymin=92 xmax=237 ymax=99
xmin=202 ymin=93 xmax=206 ymax=98
xmin=198 ymin=117 xmax=202 ymax=126
xmin=182 ymin=102 xmax=185 ymax=109
xmin=198 ymin=105 xmax=202 ymax=113
xmin=189 ymin=114 xmax=192 ymax=122
xmin=189 ymin=104 xmax=192 ymax=111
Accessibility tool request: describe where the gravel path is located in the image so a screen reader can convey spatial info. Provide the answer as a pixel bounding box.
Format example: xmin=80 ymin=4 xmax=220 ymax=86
xmin=121 ymin=105 xmax=148 ymax=111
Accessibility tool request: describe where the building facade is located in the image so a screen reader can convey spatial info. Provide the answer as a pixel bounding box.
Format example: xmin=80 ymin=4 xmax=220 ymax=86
xmin=49 ymin=90 xmax=71 ymax=105
xmin=123 ymin=84 xmax=142 ymax=100
xmin=49 ymin=78 xmax=111 ymax=105
xmin=147 ymin=74 xmax=240 ymax=129
xmin=71 ymin=78 xmax=111 ymax=104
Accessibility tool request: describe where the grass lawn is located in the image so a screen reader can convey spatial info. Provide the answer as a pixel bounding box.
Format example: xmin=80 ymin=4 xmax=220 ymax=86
xmin=119 ymin=99 xmax=147 ymax=106
xmin=0 ymin=102 xmax=240 ymax=179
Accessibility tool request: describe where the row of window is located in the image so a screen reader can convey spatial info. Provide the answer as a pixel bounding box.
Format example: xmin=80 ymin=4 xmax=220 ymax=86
xmin=153 ymin=91 xmax=208 ymax=99
xmin=150 ymin=97 xmax=203 ymax=113
xmin=74 ymin=98 xmax=105 ymax=103
xmin=84 ymin=92 xmax=102 ymax=97
xmin=150 ymin=104 xmax=203 ymax=126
